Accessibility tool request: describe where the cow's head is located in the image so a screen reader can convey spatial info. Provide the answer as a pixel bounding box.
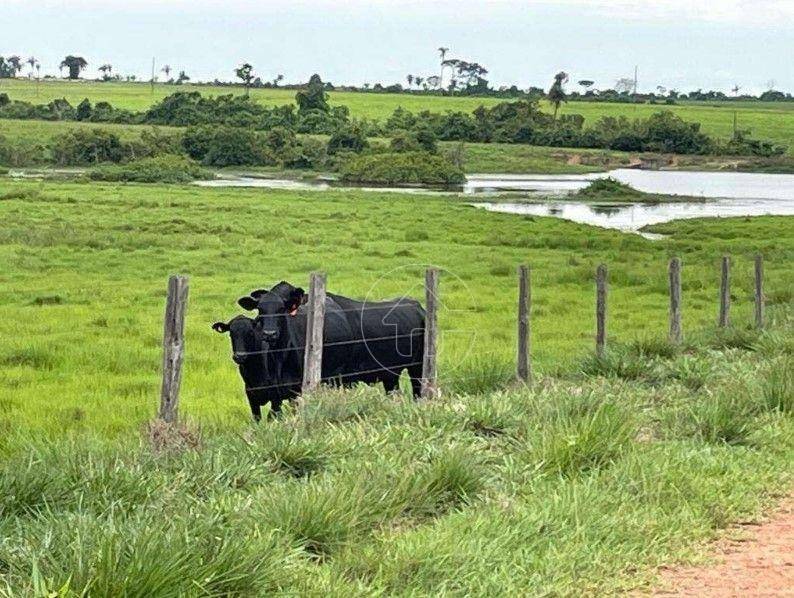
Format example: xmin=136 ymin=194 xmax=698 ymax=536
xmin=211 ymin=315 xmax=262 ymax=365
xmin=238 ymin=281 xmax=305 ymax=342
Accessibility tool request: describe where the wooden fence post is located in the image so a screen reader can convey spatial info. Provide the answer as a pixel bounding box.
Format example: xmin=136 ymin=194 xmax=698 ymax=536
xmin=754 ymin=254 xmax=765 ymax=329
xmin=516 ymin=265 xmax=531 ymax=383
xmin=718 ymin=256 xmax=731 ymax=328
xmin=596 ymin=264 xmax=608 ymax=357
xmin=159 ymin=275 xmax=189 ymax=423
xmin=302 ymin=272 xmax=327 ymax=393
xmin=668 ymin=257 xmax=682 ymax=344
xmin=421 ymin=268 xmax=440 ymax=400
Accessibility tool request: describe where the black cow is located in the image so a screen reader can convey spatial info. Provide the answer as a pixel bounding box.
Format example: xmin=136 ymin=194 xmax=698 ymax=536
xmin=211 ymin=315 xmax=292 ymax=421
xmin=242 ymin=281 xmax=425 ymax=398
xmin=236 ymin=281 xmax=353 ymax=393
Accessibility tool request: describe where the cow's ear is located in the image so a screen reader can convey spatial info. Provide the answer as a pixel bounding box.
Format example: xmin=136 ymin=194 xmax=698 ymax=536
xmin=287 ymin=287 xmax=305 ymax=311
xmin=212 ymin=322 xmax=229 ymax=333
xmin=250 ymin=289 xmax=267 ymax=299
xmin=238 ymin=296 xmax=259 ymax=311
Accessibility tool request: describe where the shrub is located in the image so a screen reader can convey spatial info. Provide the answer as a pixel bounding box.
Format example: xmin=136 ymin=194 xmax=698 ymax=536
xmin=327 ymin=124 xmax=369 ymax=155
xmin=182 ymin=125 xmax=274 ymax=167
xmin=1 ymin=132 xmax=47 ymax=167
xmin=280 ymin=137 xmax=327 ymax=169
xmin=138 ymin=127 xmax=184 ymax=157
xmin=50 ymin=128 xmax=132 ymax=165
xmin=340 ymin=151 xmax=465 ymax=185
xmin=88 ymin=155 xmax=213 ymax=183
xmin=264 ymin=126 xmax=297 ymax=152
xmin=389 ymin=130 xmax=421 ymax=153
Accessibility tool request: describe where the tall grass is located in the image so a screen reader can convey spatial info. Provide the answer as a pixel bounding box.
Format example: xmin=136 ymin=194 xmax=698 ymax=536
xmin=0 ymin=179 xmax=792 ymax=594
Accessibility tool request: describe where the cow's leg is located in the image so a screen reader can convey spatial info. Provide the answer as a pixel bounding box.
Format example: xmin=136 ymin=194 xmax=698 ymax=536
xmin=382 ymin=373 xmax=400 ymax=394
xmin=268 ymin=399 xmax=284 ymax=420
xmin=247 ymin=396 xmax=263 ymax=423
xmin=407 ymin=363 xmax=423 ymax=399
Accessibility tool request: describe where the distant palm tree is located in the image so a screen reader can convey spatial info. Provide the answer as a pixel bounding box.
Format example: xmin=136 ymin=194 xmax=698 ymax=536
xmin=161 ymin=64 xmax=172 ymax=80
xmin=26 ymin=56 xmax=38 ymax=78
xmin=406 ymin=74 xmax=413 ymax=88
xmin=438 ymin=47 xmax=449 ymax=88
xmin=99 ymin=64 xmax=113 ymax=80
xmin=60 ymin=56 xmax=88 ymax=80
xmin=273 ymin=74 xmax=284 ymax=87
xmin=548 ymin=71 xmax=569 ymax=119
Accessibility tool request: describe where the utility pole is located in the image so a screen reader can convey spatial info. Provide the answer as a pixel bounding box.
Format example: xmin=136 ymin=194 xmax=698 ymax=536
xmin=634 ymin=65 xmax=638 ymax=96
xmin=151 ymin=57 xmax=156 ymax=94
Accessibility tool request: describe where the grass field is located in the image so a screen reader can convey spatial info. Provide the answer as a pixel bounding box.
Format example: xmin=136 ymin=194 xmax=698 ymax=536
xmin=1 ymin=180 xmax=792 ymax=439
xmin=0 ymin=179 xmax=792 ymax=594
xmin=2 ymin=79 xmax=794 ymax=153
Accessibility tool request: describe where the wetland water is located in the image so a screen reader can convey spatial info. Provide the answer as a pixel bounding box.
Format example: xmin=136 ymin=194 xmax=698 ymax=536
xmin=196 ymin=169 xmax=794 ymax=233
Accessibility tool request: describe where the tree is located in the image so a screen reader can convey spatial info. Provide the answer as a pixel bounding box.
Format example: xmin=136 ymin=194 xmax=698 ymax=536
xmin=732 ymin=84 xmax=741 ymax=97
xmin=415 ymin=76 xmax=424 ymax=89
xmin=452 ymin=61 xmax=488 ymax=88
xmin=6 ymin=56 xmax=22 ymax=77
xmin=614 ymin=77 xmax=634 ymax=94
xmin=295 ymin=74 xmax=330 ymax=113
xmin=578 ymin=79 xmax=594 ymax=92
xmin=273 ymin=74 xmax=284 ymax=87
xmin=162 ymin=64 xmax=172 ymax=80
xmin=437 ymin=46 xmax=449 ymax=88
xmin=99 ymin=64 xmax=113 ymax=80
xmin=656 ymin=85 xmax=667 ymax=96
xmin=27 ymin=56 xmax=38 ymax=78
xmin=235 ymin=63 xmax=255 ymax=96
xmin=61 ymin=55 xmax=88 ymax=80
xmin=426 ymin=75 xmax=440 ymax=89
xmin=548 ymin=71 xmax=568 ymax=119
xmin=176 ymin=71 xmax=190 ymax=85
xmin=406 ymin=74 xmax=414 ymax=88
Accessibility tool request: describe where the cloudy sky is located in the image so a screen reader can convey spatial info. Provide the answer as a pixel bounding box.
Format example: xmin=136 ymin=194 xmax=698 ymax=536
xmin=4 ymin=0 xmax=793 ymax=93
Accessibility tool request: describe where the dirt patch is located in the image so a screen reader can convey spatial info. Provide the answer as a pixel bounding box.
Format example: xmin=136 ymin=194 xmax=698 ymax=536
xmin=651 ymin=496 xmax=793 ymax=597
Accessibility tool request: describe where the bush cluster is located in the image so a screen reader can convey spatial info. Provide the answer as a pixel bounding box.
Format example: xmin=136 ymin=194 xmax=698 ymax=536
xmin=182 ymin=125 xmax=329 ymax=168
xmin=1 ymin=90 xmax=785 ymax=157
xmin=382 ymin=102 xmax=786 ymax=156
xmin=88 ymin=155 xmax=213 ymax=183
xmin=340 ymin=151 xmax=465 ymax=185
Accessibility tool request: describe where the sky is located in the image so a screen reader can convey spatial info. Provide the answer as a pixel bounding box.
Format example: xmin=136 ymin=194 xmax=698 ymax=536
xmin=3 ymin=0 xmax=793 ymax=94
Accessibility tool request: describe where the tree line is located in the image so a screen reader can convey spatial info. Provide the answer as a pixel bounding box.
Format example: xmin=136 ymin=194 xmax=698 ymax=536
xmin=2 ymin=51 xmax=790 ymax=104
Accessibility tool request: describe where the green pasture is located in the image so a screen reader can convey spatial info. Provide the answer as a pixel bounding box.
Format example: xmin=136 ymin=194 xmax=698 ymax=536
xmin=0 ymin=178 xmax=792 ymax=595
xmin=0 ymin=180 xmax=791 ymax=441
xmin=2 ymin=78 xmax=793 ymax=152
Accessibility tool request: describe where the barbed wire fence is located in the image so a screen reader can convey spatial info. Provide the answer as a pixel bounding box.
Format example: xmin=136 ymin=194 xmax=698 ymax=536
xmin=155 ymin=254 xmax=768 ymax=423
